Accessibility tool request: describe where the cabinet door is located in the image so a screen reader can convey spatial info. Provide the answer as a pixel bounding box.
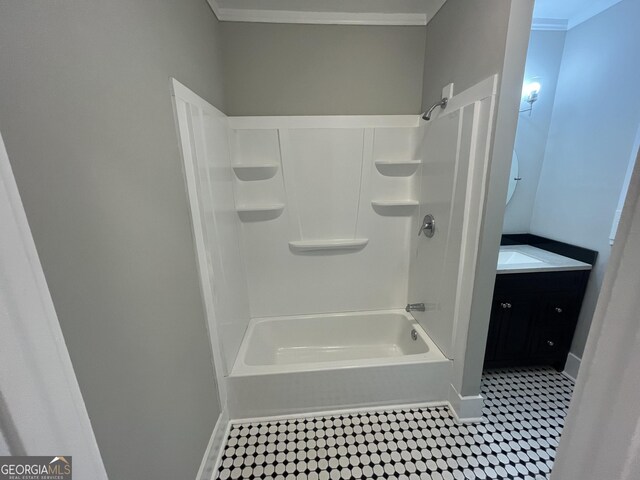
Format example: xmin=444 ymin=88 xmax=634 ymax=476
xmin=493 ymin=293 xmax=537 ymax=362
xmin=531 ymin=293 xmax=578 ymax=359
xmin=531 ymin=329 xmax=564 ymax=359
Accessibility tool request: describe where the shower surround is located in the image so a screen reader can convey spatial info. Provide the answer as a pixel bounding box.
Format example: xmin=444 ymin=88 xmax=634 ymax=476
xmin=172 ymin=74 xmax=498 ymax=426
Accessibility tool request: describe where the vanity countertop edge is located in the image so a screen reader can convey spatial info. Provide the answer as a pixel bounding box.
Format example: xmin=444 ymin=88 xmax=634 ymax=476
xmin=497 ymin=244 xmax=593 ymax=274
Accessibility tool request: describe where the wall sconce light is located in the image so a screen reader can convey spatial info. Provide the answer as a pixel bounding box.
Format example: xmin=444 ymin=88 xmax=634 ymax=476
xmin=520 ymin=81 xmax=541 ymax=116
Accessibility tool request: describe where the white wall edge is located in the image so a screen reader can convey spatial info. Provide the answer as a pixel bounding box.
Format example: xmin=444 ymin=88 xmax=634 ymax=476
xmin=228 ymin=115 xmax=420 ymax=130
xmin=207 ymin=0 xmax=428 ymax=26
xmin=448 ymin=384 xmax=484 ymax=423
xmin=562 ymin=352 xmax=581 ymax=382
xmin=196 ymin=410 xmax=230 ymax=480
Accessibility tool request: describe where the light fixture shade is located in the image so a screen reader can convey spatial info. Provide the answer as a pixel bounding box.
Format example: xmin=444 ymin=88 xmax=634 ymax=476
xmin=522 ymin=81 xmax=541 ymax=100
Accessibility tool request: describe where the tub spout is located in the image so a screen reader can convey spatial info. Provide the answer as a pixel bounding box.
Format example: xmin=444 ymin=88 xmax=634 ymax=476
xmin=405 ymin=303 xmax=425 ymax=312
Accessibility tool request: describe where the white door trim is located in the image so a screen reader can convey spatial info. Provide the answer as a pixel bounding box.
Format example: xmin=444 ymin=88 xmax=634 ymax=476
xmin=0 ymin=131 xmax=107 ymax=478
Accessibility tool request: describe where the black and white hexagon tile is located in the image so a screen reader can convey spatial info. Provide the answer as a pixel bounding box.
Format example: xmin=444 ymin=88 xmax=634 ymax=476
xmin=215 ymin=367 xmax=574 ymax=480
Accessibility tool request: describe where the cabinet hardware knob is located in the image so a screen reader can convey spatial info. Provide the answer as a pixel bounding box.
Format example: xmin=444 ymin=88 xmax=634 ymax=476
xmin=555 ymin=307 xmax=563 ymax=313
xmin=547 ymin=340 xmax=555 ymax=347
xmin=501 ymin=303 xmax=507 ymax=309
xmin=506 ymin=303 xmax=512 ymax=309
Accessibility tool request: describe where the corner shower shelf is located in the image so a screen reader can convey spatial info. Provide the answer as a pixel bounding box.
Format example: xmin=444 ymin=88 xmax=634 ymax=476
xmin=374 ymin=160 xmax=421 ymax=177
xmin=288 ymin=238 xmax=369 ymax=252
xmin=232 ymin=164 xmax=279 ymax=181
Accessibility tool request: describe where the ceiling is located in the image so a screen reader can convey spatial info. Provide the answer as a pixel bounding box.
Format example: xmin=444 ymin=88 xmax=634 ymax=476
xmin=532 ymin=0 xmax=622 ymax=30
xmin=207 ymin=0 xmax=447 ymax=25
xmin=208 ymin=0 xmax=623 ymax=29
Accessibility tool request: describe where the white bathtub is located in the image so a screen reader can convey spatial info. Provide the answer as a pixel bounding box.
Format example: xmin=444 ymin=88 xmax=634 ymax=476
xmin=227 ymin=310 xmax=451 ymax=418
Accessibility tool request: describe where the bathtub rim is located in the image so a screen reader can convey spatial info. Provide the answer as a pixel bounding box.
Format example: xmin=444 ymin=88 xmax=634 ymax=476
xmin=230 ymin=309 xmax=448 ymax=377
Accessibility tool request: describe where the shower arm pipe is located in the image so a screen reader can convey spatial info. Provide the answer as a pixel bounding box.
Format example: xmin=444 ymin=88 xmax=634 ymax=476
xmin=421 ymin=97 xmax=448 ymax=121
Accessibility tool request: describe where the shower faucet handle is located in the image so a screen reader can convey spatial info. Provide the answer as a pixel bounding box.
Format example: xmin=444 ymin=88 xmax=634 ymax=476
xmin=419 ymin=214 xmax=435 ymax=238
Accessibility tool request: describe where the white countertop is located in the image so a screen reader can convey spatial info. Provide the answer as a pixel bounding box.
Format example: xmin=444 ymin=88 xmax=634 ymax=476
xmin=497 ymin=245 xmax=592 ymax=274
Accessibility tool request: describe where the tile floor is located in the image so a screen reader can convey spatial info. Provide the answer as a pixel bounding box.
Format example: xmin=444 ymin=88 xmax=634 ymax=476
xmin=215 ymin=366 xmax=574 ymax=480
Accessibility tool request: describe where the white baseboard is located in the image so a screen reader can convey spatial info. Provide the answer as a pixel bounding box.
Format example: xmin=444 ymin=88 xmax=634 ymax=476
xmin=196 ymin=409 xmax=230 ymax=480
xmin=562 ymin=353 xmax=582 ymax=382
xmin=447 ymin=384 xmax=484 ymax=424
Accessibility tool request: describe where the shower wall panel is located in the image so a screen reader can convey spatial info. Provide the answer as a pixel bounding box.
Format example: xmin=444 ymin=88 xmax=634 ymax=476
xmin=173 ymin=81 xmax=251 ymax=379
xmin=408 ymin=76 xmax=499 ymax=362
xmin=229 ymin=116 xmax=422 ymax=318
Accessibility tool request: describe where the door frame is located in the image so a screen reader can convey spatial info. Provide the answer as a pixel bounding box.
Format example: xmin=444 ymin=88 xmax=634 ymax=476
xmin=0 ymin=131 xmax=107 ymax=478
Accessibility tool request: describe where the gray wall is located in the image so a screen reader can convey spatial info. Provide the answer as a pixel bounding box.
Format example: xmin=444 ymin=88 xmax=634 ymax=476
xmin=421 ymin=0 xmax=511 ymax=110
xmin=221 ymin=22 xmax=426 ymax=116
xmin=0 ymin=1 xmax=224 ymax=479
xmin=503 ymin=30 xmax=567 ymax=233
xmin=530 ymin=0 xmax=640 ymax=358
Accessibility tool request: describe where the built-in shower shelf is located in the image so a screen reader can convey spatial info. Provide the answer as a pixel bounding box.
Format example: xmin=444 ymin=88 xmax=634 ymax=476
xmin=288 ymin=238 xmax=369 ymax=252
xmin=232 ymin=164 xmax=279 ymax=181
xmin=236 ymin=203 xmax=285 ymax=221
xmin=371 ymin=200 xmax=419 ymax=208
xmin=375 ymin=160 xmax=421 ymax=176
xmin=236 ymin=203 xmax=284 ymax=213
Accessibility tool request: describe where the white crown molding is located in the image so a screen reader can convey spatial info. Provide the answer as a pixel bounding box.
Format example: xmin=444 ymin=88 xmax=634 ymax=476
xmin=207 ymin=0 xmax=428 ymax=25
xmin=531 ymin=17 xmax=568 ymax=31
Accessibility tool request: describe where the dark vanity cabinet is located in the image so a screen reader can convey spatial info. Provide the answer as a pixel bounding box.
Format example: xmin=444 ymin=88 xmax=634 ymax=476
xmin=484 ymin=235 xmax=596 ymax=371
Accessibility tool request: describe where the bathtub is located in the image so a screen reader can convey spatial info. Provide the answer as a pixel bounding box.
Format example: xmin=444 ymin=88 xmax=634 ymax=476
xmin=227 ymin=310 xmax=451 ymax=418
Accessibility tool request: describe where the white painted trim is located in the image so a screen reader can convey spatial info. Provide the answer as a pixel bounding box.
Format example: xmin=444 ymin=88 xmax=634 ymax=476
xmin=447 ymin=75 xmax=500 ymax=370
xmin=562 ymin=353 xmax=582 ymax=382
xmin=439 ymin=75 xmax=499 ymax=119
xmin=196 ymin=410 xmax=230 ymax=480
xmin=228 ymin=401 xmax=451 ymax=426
xmin=228 ymin=115 xmax=420 ymax=130
xmin=170 ymin=78 xmax=229 ymax=407
xmin=531 ymin=18 xmax=569 ymax=31
xmin=0 ymin=131 xmax=107 ymax=477
xmin=447 ymin=384 xmax=484 ymax=424
xmin=207 ymin=0 xmax=428 ymax=26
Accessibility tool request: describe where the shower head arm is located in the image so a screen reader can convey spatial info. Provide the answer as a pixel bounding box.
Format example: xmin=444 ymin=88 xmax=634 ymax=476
xmin=421 ymin=97 xmax=448 ymax=121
